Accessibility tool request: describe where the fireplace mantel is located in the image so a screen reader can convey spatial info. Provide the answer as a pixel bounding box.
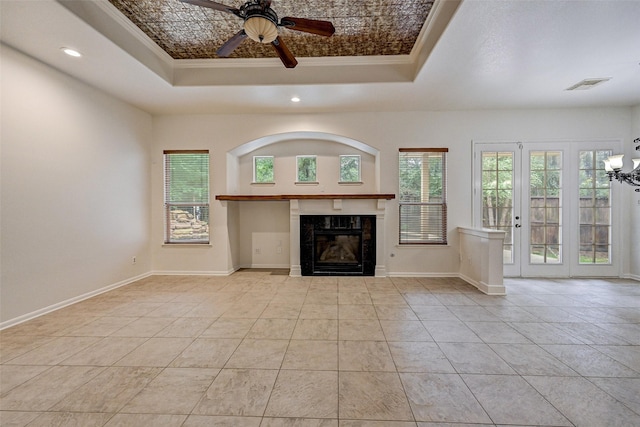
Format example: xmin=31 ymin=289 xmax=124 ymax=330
xmin=216 ymin=194 xmax=395 ymax=201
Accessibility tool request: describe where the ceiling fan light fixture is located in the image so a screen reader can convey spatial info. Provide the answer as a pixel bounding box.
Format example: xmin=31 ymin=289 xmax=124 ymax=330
xmin=244 ymin=16 xmax=278 ymax=43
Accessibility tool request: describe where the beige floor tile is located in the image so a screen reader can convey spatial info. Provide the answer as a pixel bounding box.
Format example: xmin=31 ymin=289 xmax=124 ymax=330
xmin=193 ymin=368 xmax=278 ymax=416
xmin=263 ymin=418 xmax=337 ymax=427
xmin=438 ymin=342 xmax=515 ymax=374
xmin=109 ymin=317 xmax=175 ymax=337
xmin=374 ymin=306 xmax=419 ymax=321
xmin=260 ymin=303 xmax=303 ymax=319
xmin=61 ymin=337 xmax=147 ymax=366
xmin=220 ymin=302 xmax=268 ymax=318
xmin=338 ymin=305 xmax=378 ymax=320
xmin=305 ymin=291 xmax=338 ymax=305
xmin=24 ymin=412 xmax=113 ymax=427
xmin=0 ymin=335 xmax=56 ymax=363
xmin=340 ymin=421 xmax=416 ymax=427
xmin=0 ymin=411 xmax=41 ymax=426
xmin=388 ymin=342 xmax=455 ymax=373
xmin=590 ymin=377 xmax=640 ymax=415
xmin=5 ymin=336 xmax=101 ymax=365
xmin=369 ymin=292 xmax=408 ymax=305
xmin=339 ymin=371 xmax=413 ymax=421
xmin=339 ymin=320 xmax=385 ymax=341
xmin=157 ymin=317 xmax=215 ymax=337
xmin=462 ymin=374 xmax=571 ymax=426
xmin=338 ymin=340 xmax=395 ymax=372
xmin=300 ymin=304 xmax=338 ymax=320
xmin=0 ymin=364 xmax=49 ymax=393
xmin=246 ymin=318 xmax=297 ymax=339
xmin=145 ymin=302 xmax=200 ymax=317
xmin=3 ymin=274 xmax=639 ymax=427
xmin=265 ymin=370 xmax=338 ymax=418
xmin=292 ymin=319 xmax=338 ymax=340
xmin=338 ymin=292 xmax=372 ymax=305
xmin=541 ymin=344 xmax=639 ymax=377
xmin=224 ymin=339 xmax=289 ymax=369
xmin=282 ymin=340 xmax=337 ymax=370
xmin=121 ymin=367 xmax=218 ymax=414
xmin=200 ymin=318 xmax=256 ymax=338
xmin=182 ymin=415 xmax=262 ymax=427
xmin=104 ymin=414 xmax=187 ymax=427
xmin=526 ymin=376 xmax=640 ymax=427
xmin=115 ymin=337 xmax=194 ymax=367
xmin=400 ymin=373 xmax=491 ymax=423
xmin=0 ymin=365 xmax=105 ymax=411
xmin=170 ymin=338 xmax=241 ymax=368
xmin=380 ymin=320 xmax=433 ymax=342
xmin=52 ymin=366 xmax=161 ymax=412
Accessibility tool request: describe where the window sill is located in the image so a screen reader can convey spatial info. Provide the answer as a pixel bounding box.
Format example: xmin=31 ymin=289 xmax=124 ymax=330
xmin=339 ymin=181 xmax=363 ymax=185
xmin=295 ymin=181 xmax=319 ymax=185
xmin=162 ymin=243 xmax=212 ymax=247
xmin=395 ymin=244 xmax=450 ymax=248
xmin=251 ymin=182 xmax=276 ymax=186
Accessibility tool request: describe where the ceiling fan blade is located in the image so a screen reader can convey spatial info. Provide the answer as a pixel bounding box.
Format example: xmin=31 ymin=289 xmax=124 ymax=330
xmin=178 ymin=0 xmax=240 ymax=16
xmin=280 ymin=17 xmax=335 ymax=37
xmin=271 ymin=36 xmax=298 ymax=68
xmin=216 ymin=30 xmax=248 ymax=57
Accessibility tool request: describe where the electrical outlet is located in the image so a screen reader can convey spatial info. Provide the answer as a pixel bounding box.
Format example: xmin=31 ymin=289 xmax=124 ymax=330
xmin=132 ymin=256 xmax=137 ymax=264
xmin=255 ymin=248 xmax=261 ymax=255
xmin=276 ymin=247 xmax=282 ymax=254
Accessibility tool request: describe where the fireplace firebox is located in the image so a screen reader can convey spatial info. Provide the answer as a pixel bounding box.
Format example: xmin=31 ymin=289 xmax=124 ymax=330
xmin=300 ymin=215 xmax=375 ymax=276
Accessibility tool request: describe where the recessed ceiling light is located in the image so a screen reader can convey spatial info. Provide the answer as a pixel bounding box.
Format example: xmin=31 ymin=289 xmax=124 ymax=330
xmin=291 ymin=96 xmax=301 ymax=103
xmin=61 ymin=47 xmax=82 ymax=58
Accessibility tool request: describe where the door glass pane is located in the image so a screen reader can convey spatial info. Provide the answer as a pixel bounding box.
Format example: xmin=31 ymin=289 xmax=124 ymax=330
xmin=578 ymin=149 xmax=612 ymax=264
xmin=481 ymin=152 xmax=514 ymax=263
xmin=529 ymin=151 xmax=562 ymax=264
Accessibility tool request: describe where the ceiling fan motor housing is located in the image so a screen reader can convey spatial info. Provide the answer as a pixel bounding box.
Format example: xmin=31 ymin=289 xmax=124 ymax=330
xmin=242 ymin=1 xmax=279 ymax=43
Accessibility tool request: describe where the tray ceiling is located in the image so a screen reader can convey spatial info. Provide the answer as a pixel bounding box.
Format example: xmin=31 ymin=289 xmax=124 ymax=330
xmin=107 ymin=0 xmax=435 ymax=60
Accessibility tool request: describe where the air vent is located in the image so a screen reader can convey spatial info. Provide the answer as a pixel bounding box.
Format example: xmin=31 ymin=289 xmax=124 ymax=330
xmin=566 ymin=78 xmax=611 ymax=91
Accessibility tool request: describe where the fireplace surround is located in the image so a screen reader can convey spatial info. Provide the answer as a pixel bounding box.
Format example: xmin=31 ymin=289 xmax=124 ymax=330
xmin=300 ymin=215 xmax=376 ymax=276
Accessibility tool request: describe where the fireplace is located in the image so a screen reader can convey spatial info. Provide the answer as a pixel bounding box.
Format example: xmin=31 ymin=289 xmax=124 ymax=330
xmin=300 ymin=215 xmax=376 ymax=276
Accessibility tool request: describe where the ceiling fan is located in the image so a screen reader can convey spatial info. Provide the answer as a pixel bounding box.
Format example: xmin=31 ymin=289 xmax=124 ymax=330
xmin=178 ymin=0 xmax=336 ymax=68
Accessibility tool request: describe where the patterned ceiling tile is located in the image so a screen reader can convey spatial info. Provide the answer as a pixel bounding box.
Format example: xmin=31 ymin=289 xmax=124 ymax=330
xmin=107 ymin=0 xmax=434 ymax=59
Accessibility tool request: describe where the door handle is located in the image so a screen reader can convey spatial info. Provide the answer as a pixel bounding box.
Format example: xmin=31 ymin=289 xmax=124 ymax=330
xmin=515 ymin=224 xmax=521 ymax=228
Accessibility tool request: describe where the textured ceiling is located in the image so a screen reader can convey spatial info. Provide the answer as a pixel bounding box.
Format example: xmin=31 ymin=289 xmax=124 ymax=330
xmin=107 ymin=0 xmax=434 ymax=60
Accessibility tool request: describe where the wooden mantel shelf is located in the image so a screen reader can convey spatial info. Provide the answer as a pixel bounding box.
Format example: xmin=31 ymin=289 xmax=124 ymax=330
xmin=215 ymin=194 xmax=396 ymax=201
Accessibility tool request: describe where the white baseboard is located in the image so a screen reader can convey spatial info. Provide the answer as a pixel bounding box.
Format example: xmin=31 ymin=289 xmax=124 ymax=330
xmin=0 ymin=272 xmax=152 ymax=331
xmin=387 ymin=272 xmax=459 ymax=277
xmin=458 ymin=273 xmax=506 ymax=295
xmin=150 ymin=269 xmax=236 ymax=276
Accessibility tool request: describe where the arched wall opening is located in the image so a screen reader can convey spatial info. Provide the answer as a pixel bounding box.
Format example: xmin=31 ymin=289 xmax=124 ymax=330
xmin=226 ymin=131 xmax=381 ymax=194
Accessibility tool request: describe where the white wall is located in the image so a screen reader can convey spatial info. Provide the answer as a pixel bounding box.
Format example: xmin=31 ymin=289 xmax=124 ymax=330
xmin=151 ymin=108 xmax=633 ymax=277
xmin=0 ymin=46 xmax=152 ymax=325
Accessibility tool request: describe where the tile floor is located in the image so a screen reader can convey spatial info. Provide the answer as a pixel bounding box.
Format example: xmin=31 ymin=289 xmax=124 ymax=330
xmin=1 ymin=271 xmax=639 ymax=426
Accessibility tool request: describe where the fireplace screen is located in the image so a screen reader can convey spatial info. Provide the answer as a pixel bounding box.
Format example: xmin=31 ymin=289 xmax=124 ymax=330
xmin=300 ymin=215 xmax=375 ymax=276
xmin=316 ymin=234 xmax=361 ymax=265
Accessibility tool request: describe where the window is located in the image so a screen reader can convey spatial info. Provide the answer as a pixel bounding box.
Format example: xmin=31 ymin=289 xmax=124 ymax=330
xmin=254 ymin=156 xmax=274 ymax=183
xmin=164 ymin=150 xmax=209 ymax=244
xmin=297 ymin=155 xmax=317 ymax=182
xmin=340 ymin=155 xmax=361 ymax=182
xmin=578 ymin=149 xmax=612 ymax=264
xmin=529 ymin=151 xmax=562 ymax=263
xmin=398 ymin=148 xmax=447 ymax=244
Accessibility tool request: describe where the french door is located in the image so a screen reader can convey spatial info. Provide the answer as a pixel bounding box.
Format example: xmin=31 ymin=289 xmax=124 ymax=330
xmin=473 ymin=141 xmax=620 ymax=277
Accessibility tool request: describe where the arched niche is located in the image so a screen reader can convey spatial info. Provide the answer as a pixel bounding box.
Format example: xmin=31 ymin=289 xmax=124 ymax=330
xmin=226 ymin=131 xmax=380 ymax=193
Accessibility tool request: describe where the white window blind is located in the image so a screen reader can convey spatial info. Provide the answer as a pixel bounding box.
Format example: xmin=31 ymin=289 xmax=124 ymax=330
xmin=399 ymin=148 xmax=448 ymax=244
xmin=164 ymin=150 xmax=210 ymax=244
